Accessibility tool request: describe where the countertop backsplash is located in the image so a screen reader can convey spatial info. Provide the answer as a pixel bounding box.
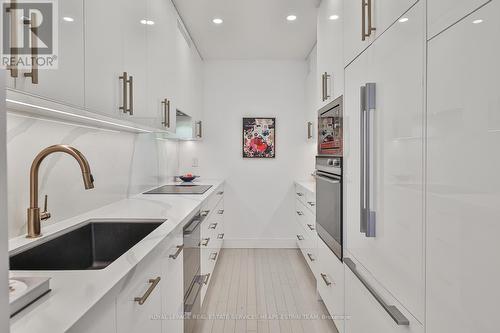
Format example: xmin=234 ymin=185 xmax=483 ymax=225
xmin=6 ymin=112 xmax=180 ymax=239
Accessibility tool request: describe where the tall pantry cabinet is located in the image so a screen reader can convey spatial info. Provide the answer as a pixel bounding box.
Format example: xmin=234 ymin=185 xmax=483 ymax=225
xmin=343 ymin=0 xmax=425 ymax=331
xmin=426 ymin=1 xmax=500 ymax=332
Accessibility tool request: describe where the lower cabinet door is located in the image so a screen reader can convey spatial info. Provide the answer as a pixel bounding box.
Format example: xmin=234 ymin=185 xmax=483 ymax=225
xmin=344 ymin=255 xmax=423 ymax=333
xmin=162 ymin=228 xmax=184 ymax=333
xmin=117 ymin=258 xmax=163 ymax=333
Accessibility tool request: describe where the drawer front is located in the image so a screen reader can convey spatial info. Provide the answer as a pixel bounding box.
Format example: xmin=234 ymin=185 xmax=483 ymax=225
xmin=344 ymin=255 xmax=423 ymax=333
xmin=305 ymin=190 xmax=316 ymax=214
xmin=203 ymin=184 xmax=224 ymax=217
xmin=295 ymin=199 xmax=316 ymax=233
xmin=202 ymin=198 xmax=224 ymax=240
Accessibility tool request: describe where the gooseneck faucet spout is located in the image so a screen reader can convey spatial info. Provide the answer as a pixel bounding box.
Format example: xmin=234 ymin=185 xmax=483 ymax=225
xmin=27 ymin=145 xmax=95 ymax=238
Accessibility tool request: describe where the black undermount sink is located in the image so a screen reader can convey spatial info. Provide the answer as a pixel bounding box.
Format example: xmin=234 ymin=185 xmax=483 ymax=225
xmin=10 ymin=220 xmax=165 ymax=271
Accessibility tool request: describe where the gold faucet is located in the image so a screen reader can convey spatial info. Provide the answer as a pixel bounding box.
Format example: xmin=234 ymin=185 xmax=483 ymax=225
xmin=27 ymin=145 xmax=95 ymax=238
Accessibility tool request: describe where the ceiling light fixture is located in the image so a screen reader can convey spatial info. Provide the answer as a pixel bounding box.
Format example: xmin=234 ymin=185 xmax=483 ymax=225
xmin=212 ymin=18 xmax=223 ymax=24
xmin=286 ymin=15 xmax=297 ymax=21
xmin=140 ymin=19 xmax=155 ymax=25
xmin=63 ymin=16 xmax=74 ymax=22
xmin=472 ymin=19 xmax=483 ymax=24
xmin=398 ymin=17 xmax=409 ymax=23
xmin=329 ymin=15 xmax=339 ymax=20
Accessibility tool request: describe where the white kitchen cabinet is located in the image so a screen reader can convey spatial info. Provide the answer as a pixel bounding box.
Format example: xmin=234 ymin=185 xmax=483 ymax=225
xmin=344 ymin=0 xmax=418 ymax=66
xmin=426 ymin=2 xmax=500 ymax=332
xmin=427 ymin=0 xmax=490 ymax=39
xmin=116 ymin=245 xmax=164 ymax=333
xmin=317 ymin=0 xmax=344 ymax=106
xmin=344 ymin=1 xmax=424 ymax=322
xmin=317 ymin=240 xmax=344 ymax=333
xmin=14 ymin=0 xmax=85 ymax=107
xmin=344 ymin=254 xmax=423 ymax=333
xmin=68 ymin=295 xmax=116 ymax=333
xmin=85 ymin=0 xmax=150 ymax=125
xmin=146 ymin=0 xmax=178 ymax=131
xmin=162 ymin=227 xmax=184 ymax=333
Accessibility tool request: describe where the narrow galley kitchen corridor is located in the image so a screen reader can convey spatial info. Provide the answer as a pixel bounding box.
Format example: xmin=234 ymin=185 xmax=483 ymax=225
xmin=195 ymin=249 xmax=337 ymax=333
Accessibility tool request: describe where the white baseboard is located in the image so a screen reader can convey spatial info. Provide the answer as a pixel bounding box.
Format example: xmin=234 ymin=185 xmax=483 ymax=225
xmin=222 ymin=238 xmax=298 ymax=249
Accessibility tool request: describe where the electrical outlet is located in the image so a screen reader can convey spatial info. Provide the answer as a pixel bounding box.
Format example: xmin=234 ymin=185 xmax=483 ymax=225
xmin=192 ymin=158 xmax=199 ymax=168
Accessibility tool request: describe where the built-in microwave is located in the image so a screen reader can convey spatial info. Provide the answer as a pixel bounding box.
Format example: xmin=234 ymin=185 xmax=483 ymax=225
xmin=318 ymin=96 xmax=343 ymax=156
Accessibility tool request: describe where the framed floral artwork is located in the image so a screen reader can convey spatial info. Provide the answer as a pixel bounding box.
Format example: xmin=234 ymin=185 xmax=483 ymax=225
xmin=242 ymin=117 xmax=276 ymax=158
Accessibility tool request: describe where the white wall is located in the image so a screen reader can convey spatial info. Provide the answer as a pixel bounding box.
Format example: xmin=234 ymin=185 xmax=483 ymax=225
xmin=6 ymin=113 xmax=179 ymax=239
xmin=179 ymin=60 xmax=312 ymax=247
xmin=0 ymin=71 xmax=11 ymax=332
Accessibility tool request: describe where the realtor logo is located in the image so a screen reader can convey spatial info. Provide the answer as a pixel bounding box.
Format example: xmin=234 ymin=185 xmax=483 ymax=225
xmin=1 ymin=0 xmax=58 ymax=70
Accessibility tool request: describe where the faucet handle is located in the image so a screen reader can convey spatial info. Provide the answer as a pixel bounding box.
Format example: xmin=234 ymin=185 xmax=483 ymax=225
xmin=41 ymin=194 xmax=51 ymax=221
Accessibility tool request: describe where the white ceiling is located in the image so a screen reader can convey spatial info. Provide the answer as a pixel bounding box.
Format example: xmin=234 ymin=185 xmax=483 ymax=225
xmin=172 ymin=0 xmax=319 ymax=60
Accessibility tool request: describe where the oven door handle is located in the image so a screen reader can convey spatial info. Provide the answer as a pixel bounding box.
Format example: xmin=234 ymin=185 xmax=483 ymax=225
xmin=314 ymin=172 xmax=341 ymax=184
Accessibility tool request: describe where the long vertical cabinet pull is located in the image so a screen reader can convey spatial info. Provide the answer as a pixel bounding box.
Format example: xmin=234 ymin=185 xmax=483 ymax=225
xmin=321 ymin=73 xmax=326 ymax=101
xmin=362 ymin=0 xmax=376 ymax=41
xmin=128 ymin=75 xmax=134 ymax=115
xmin=360 ymin=83 xmax=376 ymax=237
xmin=23 ymin=12 xmax=38 ymax=84
xmin=321 ymin=72 xmax=331 ymax=102
xmin=161 ymin=99 xmax=170 ymax=128
xmin=8 ymin=0 xmax=18 ymax=78
xmin=119 ymin=72 xmax=133 ymax=115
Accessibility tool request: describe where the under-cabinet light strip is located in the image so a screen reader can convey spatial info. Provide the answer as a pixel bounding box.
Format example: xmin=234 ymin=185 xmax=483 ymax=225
xmin=6 ymin=99 xmax=153 ymax=133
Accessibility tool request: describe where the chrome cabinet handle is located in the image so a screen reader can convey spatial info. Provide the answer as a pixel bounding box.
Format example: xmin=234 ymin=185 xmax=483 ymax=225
xmin=307 ymin=253 xmax=316 ymax=262
xmin=345 ymin=258 xmax=409 ymax=325
xmin=360 ymin=83 xmax=376 ymax=237
xmin=196 ymin=121 xmax=203 ymax=138
xmin=320 ymin=273 xmax=333 ymax=286
xmin=201 ymin=238 xmax=210 ymax=246
xmin=296 ymin=192 xmax=304 ymax=197
xmin=321 ymin=73 xmax=325 ymax=101
xmin=296 ymin=211 xmax=304 ymax=216
xmin=161 ymin=99 xmax=170 ymax=127
xmin=134 ymin=277 xmax=161 ymax=305
xmin=169 ymin=245 xmax=184 ymax=259
xmin=209 ymin=223 xmax=218 ymax=230
xmin=7 ymin=0 xmax=18 ymax=78
xmin=362 ymin=0 xmax=376 ymax=40
xmin=203 ymin=273 xmax=211 ymax=285
xmin=217 ymin=191 xmax=224 ymax=195
xmin=209 ymin=252 xmax=218 ymax=261
xmin=307 ymin=201 xmax=316 ymax=207
xmin=323 ymin=72 xmax=331 ymax=101
xmin=201 ymin=210 xmax=210 ymax=218
xmin=217 ymin=209 xmax=224 ymax=214
xmin=128 ymin=75 xmax=134 ymax=115
xmin=297 ymin=235 xmax=304 ymax=241
xmin=307 ymin=122 xmax=313 ymax=139
xmin=23 ymin=12 xmax=38 ymax=84
xmin=217 ymin=233 xmax=224 ymax=239
xmin=307 ymin=224 xmax=315 ymax=231
xmin=119 ymin=72 xmax=129 ymax=113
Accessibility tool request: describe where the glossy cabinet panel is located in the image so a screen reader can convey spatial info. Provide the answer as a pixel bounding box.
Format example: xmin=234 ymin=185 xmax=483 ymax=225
xmin=345 ymin=2 xmax=425 ymax=322
xmin=428 ymin=0 xmax=490 ymax=39
xmin=317 ymin=0 xmax=344 ymax=106
xmin=15 ymin=0 xmax=84 ymax=107
xmin=343 ymin=0 xmax=371 ymax=66
xmin=426 ymin=2 xmax=500 ymax=332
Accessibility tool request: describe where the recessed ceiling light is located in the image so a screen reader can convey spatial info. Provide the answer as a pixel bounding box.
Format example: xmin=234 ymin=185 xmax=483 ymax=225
xmin=63 ymin=16 xmax=74 ymax=22
xmin=212 ymin=18 xmax=223 ymax=24
xmin=140 ymin=19 xmax=155 ymax=25
xmin=329 ymin=15 xmax=339 ymax=20
xmin=140 ymin=19 xmax=147 ymax=25
xmin=286 ymin=15 xmax=297 ymax=21
xmin=398 ymin=17 xmax=409 ymax=23
xmin=472 ymin=19 xmax=483 ymax=24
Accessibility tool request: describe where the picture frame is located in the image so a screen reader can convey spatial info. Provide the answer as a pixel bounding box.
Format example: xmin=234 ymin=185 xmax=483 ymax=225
xmin=242 ymin=117 xmax=276 ymax=158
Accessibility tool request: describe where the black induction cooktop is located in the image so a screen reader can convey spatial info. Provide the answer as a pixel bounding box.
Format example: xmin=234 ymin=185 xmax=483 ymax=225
xmin=143 ymin=184 xmax=213 ymax=195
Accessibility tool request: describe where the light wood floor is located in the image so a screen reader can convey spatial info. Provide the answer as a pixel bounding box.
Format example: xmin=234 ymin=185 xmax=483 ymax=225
xmin=195 ymin=249 xmax=338 ymax=333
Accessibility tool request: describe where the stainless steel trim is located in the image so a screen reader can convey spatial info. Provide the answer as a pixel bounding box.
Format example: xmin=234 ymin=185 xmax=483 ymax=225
xmin=367 ymin=0 xmax=376 ymax=37
xmin=134 ymin=277 xmax=161 ymax=305
xmin=195 ymin=121 xmax=203 ymax=138
xmin=296 ymin=235 xmax=304 ymax=241
xmin=307 ymin=121 xmax=313 ymax=139
xmin=169 ymin=245 xmax=184 ymax=259
xmin=161 ymin=99 xmax=170 ymax=127
xmin=362 ymin=0 xmax=367 ymax=40
xmin=345 ymin=258 xmax=409 ymax=326
xmin=128 ymin=75 xmax=134 ymax=115
xmin=314 ymin=173 xmax=341 ymax=185
xmin=166 ymin=99 xmax=170 ymax=126
xmin=307 ymin=253 xmax=316 ymax=262
xmin=360 ymin=86 xmax=367 ymax=234
xmin=320 ymin=273 xmax=332 ymax=286
xmin=23 ymin=12 xmax=38 ymax=84
xmin=324 ymin=72 xmax=331 ymax=100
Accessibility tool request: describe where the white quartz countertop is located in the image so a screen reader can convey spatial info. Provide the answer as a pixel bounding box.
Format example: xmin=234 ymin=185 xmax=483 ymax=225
xmin=295 ymin=180 xmax=316 ymax=194
xmin=9 ymin=179 xmax=224 ymax=333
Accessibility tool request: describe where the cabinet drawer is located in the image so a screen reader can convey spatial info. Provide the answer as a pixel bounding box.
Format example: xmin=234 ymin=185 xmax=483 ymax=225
xmin=344 ymin=255 xmax=423 ymax=333
xmin=202 ymin=198 xmax=224 ymax=240
xmin=305 ymin=191 xmax=316 ymax=214
xmin=203 ymin=185 xmax=224 ymax=217
xmin=295 ymin=199 xmax=316 ymax=232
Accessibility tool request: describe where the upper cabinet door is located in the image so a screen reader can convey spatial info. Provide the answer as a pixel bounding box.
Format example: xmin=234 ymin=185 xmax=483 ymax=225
xmin=84 ymin=0 xmax=125 ymax=118
xmin=427 ymin=2 xmax=500 ymax=332
xmin=344 ymin=0 xmax=372 ymax=66
xmin=345 ymin=1 xmax=425 ymax=322
xmin=146 ymin=0 xmax=178 ymax=131
xmin=317 ymin=0 xmax=344 ymax=106
xmin=14 ymin=0 xmax=84 ymax=107
xmin=374 ymin=0 xmax=418 ymax=37
xmin=428 ymin=0 xmax=490 ymax=39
